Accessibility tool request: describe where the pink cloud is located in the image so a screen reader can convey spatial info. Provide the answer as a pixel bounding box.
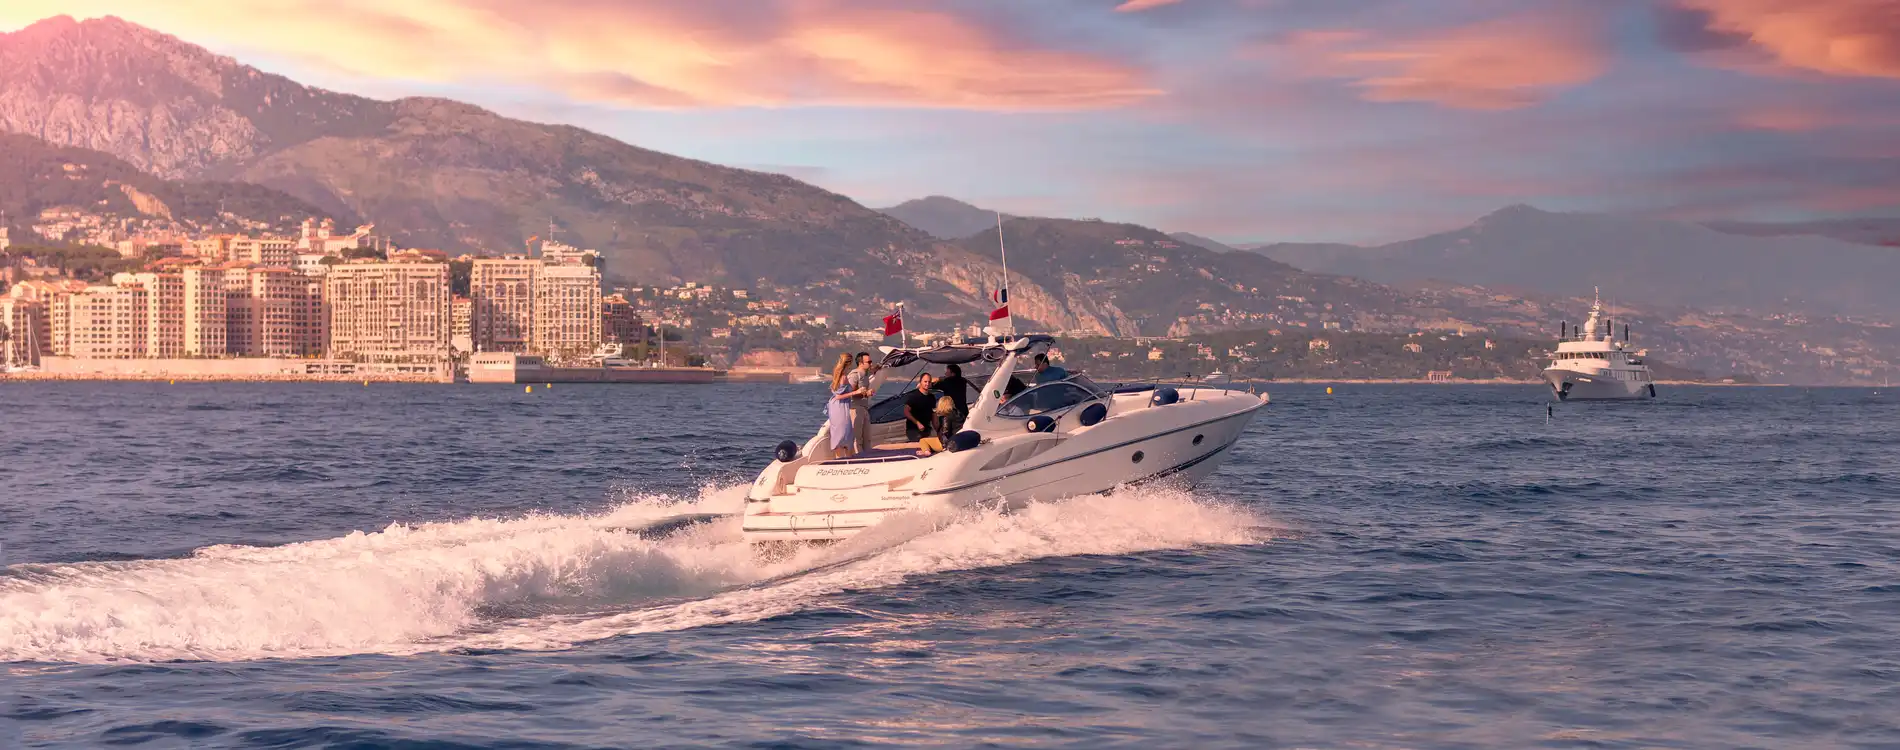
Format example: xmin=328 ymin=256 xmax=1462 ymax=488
xmin=1273 ymin=13 xmax=1610 ymax=110
xmin=0 ymin=0 xmax=1160 ymax=111
xmin=1115 ymin=0 xmax=1185 ymax=11
xmin=1677 ymin=0 xmax=1900 ymax=79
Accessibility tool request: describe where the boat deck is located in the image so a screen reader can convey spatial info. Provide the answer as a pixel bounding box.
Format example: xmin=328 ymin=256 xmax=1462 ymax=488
xmin=818 ymin=447 xmax=923 ymax=465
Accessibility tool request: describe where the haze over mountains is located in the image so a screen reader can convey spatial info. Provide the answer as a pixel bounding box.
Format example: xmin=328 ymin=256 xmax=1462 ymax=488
xmin=1254 ymin=205 xmax=1900 ymax=319
xmin=1703 ymin=218 xmax=1900 ymax=248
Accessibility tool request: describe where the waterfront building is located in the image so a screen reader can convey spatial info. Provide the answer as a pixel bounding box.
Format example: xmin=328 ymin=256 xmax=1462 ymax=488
xmin=602 ymin=293 xmax=643 ymax=345
xmin=532 ymin=263 xmax=602 ymax=360
xmin=470 ymin=257 xmax=538 ymax=353
xmin=182 ymin=266 xmax=228 ymax=356
xmin=1 ymin=288 xmax=48 ymax=367
xmin=324 ymin=261 xmax=450 ymax=362
xmin=225 ymin=266 xmax=324 ymax=357
xmin=130 ymin=272 xmax=186 ymax=359
xmin=64 ymin=281 xmax=148 ymax=359
xmin=451 ymin=295 xmax=473 ymax=354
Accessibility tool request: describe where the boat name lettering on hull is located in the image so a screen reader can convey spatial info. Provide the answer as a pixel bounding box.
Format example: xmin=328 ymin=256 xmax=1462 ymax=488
xmin=816 ymin=468 xmax=872 ymax=477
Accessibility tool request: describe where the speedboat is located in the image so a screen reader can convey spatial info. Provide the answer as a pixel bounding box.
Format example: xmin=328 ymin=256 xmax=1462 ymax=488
xmin=1542 ymin=289 xmax=1656 ymax=401
xmin=740 ymin=335 xmax=1268 ymax=545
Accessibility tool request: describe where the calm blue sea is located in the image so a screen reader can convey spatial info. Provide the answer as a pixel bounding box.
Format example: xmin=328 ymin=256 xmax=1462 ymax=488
xmin=2 ymin=382 xmax=1897 ymax=749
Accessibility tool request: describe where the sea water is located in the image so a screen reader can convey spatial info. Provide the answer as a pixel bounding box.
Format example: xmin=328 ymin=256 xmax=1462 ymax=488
xmin=1 ymin=383 xmax=1896 ymax=748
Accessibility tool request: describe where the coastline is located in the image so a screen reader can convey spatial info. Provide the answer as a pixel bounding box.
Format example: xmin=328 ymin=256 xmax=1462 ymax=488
xmin=1 ymin=372 xmax=447 ymax=383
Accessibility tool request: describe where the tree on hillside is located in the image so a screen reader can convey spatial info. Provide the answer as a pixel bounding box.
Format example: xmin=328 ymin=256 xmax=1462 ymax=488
xmin=448 ymin=258 xmax=472 ymax=296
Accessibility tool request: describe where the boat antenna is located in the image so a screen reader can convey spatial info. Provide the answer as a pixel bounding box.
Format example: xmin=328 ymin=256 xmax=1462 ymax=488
xmin=995 ymin=211 xmax=1012 ymax=335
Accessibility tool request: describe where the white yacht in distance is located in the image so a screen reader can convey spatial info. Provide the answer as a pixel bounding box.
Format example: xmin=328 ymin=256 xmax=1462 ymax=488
xmin=739 ymin=334 xmax=1268 ymax=546
xmin=1543 ymin=290 xmax=1655 ymax=401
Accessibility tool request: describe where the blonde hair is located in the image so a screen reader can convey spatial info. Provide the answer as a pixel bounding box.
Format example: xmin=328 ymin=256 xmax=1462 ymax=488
xmin=830 ymin=353 xmax=854 ymax=390
xmin=935 ymin=396 xmax=955 ymax=416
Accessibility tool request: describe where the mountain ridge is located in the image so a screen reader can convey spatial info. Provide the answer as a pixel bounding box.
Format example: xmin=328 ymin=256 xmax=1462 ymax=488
xmin=877 ymin=195 xmax=1004 ymax=239
xmin=1252 ymin=204 xmax=1900 ymax=318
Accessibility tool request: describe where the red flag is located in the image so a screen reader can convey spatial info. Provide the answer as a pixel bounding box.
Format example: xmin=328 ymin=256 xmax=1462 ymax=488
xmin=989 ymin=305 xmax=1010 ymax=321
xmin=883 ymin=309 xmax=903 ymax=336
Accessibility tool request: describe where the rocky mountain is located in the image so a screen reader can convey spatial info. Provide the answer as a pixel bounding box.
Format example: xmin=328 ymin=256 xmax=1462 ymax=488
xmin=1253 ymin=205 xmax=1900 ymax=318
xmin=1704 ymin=218 xmax=1900 ymax=248
xmin=0 ymin=132 xmax=342 ymax=232
xmin=877 ymin=196 xmax=1003 ymax=239
xmin=0 ymin=16 xmax=1004 ymax=313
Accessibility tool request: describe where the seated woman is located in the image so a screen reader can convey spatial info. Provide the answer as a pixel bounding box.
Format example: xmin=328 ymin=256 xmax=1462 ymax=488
xmin=916 ymin=396 xmax=965 ymax=456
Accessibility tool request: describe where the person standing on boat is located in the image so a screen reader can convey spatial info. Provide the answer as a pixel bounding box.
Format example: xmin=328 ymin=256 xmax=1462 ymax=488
xmin=826 ymin=353 xmax=858 ymax=459
xmin=935 ymin=364 xmax=972 ymax=419
xmin=846 ymin=352 xmax=877 ymax=453
xmin=1033 ymin=353 xmax=1069 ymax=384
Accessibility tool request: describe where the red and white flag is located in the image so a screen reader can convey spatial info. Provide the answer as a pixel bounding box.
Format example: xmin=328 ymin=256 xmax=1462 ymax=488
xmin=989 ymin=288 xmax=1010 ymax=322
xmin=882 ymin=307 xmax=904 ymax=336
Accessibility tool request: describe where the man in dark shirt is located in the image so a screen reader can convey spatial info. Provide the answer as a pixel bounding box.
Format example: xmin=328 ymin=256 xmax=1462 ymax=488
xmin=935 ymin=364 xmax=972 ymax=418
xmin=1033 ymin=353 xmax=1069 ymax=384
xmin=904 ymin=372 xmax=939 ymax=442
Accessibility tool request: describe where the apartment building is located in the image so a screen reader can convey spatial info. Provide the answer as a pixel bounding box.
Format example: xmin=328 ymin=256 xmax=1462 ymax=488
xmin=224 ymin=266 xmax=324 ymax=357
xmin=229 ymin=237 xmax=296 ymax=267
xmin=451 ymin=295 xmax=472 ymax=354
xmin=64 ymin=281 xmax=149 ymax=359
xmin=131 ymin=272 xmax=186 ymax=359
xmin=532 ymin=264 xmax=603 ymax=359
xmin=182 ymin=266 xmax=229 ymax=356
xmin=470 ymin=257 xmax=538 ymax=353
xmin=324 ymin=261 xmax=451 ymax=362
xmin=1 ymin=288 xmax=48 ymax=367
xmin=601 ymin=293 xmax=644 ymax=345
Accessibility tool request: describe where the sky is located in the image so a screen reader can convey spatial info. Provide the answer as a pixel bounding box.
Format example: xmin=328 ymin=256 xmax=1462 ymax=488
xmin=2 ymin=0 xmax=1898 ymax=244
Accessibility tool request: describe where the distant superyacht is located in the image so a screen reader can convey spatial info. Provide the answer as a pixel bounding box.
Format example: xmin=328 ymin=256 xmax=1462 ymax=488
xmin=1543 ymin=289 xmax=1655 ymax=401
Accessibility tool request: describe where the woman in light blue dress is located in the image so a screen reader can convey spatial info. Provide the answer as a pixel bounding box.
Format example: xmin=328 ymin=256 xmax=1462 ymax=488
xmin=826 ymin=353 xmax=857 ymax=459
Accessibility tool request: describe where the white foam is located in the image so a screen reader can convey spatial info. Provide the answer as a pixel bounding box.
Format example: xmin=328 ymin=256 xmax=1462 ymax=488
xmin=0 ymin=485 xmax=1266 ymax=664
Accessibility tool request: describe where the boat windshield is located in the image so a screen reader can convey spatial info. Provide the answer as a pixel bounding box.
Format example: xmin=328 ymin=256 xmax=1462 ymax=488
xmin=997 ymin=382 xmax=1096 ymax=418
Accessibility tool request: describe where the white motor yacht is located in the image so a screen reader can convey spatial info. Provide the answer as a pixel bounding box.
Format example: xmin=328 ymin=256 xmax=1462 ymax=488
xmin=740 ymin=335 xmax=1268 ymax=545
xmin=1542 ymin=290 xmax=1656 ymax=401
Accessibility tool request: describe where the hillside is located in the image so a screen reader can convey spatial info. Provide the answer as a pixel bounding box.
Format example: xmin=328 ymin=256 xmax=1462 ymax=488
xmin=0 ymin=16 xmax=988 ymax=309
xmin=1252 ymin=205 xmax=1900 ymax=318
xmin=954 ymin=217 xmax=1415 ymax=337
xmin=0 ymin=132 xmax=342 ymax=232
xmin=878 ymin=196 xmax=1003 ymax=239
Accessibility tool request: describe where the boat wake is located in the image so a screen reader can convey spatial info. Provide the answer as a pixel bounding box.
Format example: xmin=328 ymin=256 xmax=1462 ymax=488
xmin=0 ymin=486 xmax=1267 ymax=664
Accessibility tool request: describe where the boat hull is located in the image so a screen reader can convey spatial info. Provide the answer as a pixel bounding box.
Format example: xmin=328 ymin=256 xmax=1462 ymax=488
xmin=1543 ymin=368 xmax=1655 ymax=401
xmin=741 ymin=392 xmax=1264 ymax=543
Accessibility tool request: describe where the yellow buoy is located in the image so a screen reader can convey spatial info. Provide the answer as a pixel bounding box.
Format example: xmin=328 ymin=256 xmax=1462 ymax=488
xmin=363 ymin=380 xmax=369 ymax=386
xmin=1326 ymin=386 xmax=1333 ymax=394
xmin=545 ymin=383 xmax=552 ymax=388
xmin=525 ymin=385 xmax=533 ymax=393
